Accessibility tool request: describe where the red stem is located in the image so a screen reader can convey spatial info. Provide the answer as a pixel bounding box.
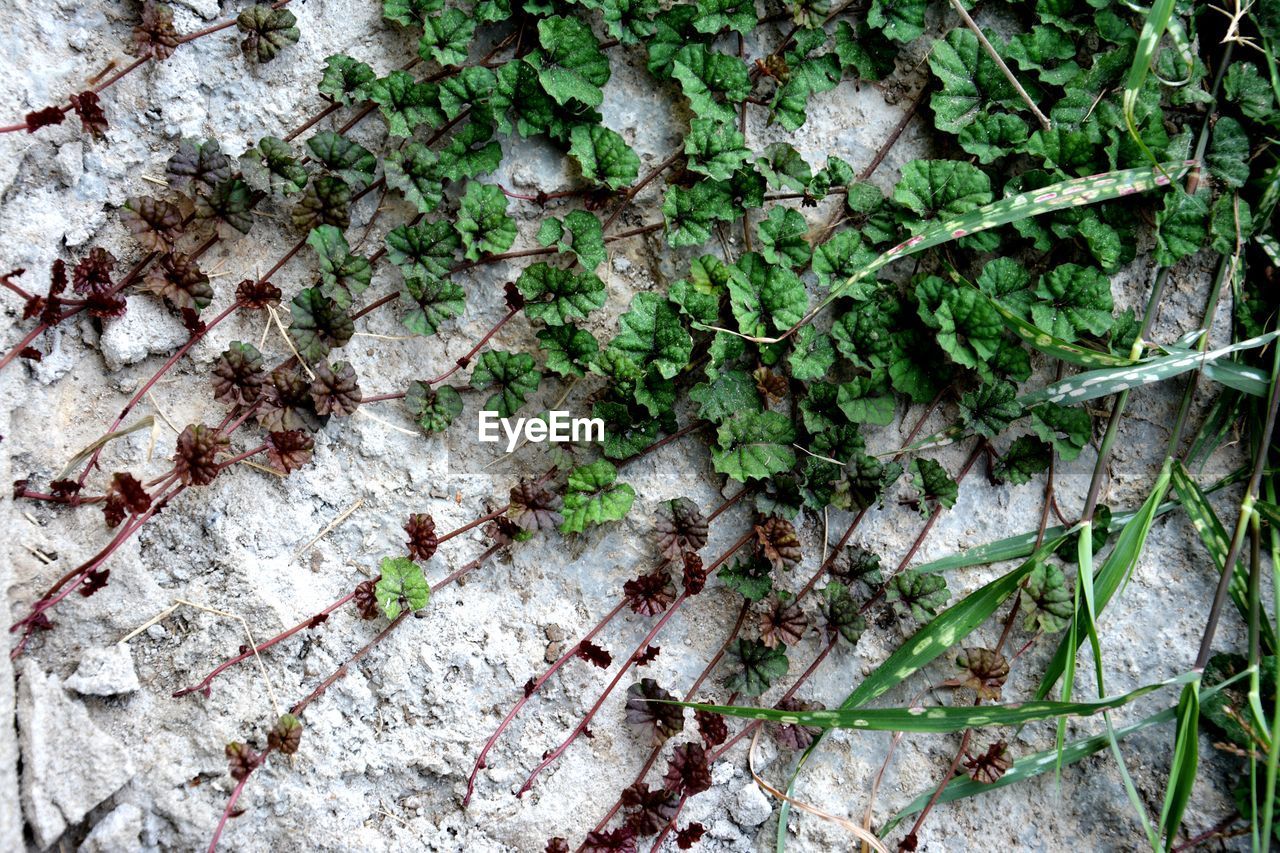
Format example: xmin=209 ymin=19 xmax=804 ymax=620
xmin=516 ymin=529 xmax=755 ymax=796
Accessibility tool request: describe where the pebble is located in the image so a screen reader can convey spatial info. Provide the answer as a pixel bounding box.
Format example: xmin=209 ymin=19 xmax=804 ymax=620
xmin=64 ymin=644 xmax=140 ymax=697
xmin=728 ymin=782 xmax=773 ymax=827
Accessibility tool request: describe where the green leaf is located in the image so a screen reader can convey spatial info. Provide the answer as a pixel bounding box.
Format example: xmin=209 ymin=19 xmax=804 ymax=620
xmin=958 ymin=112 xmax=1030 ymax=164
xmin=684 ymin=671 xmax=1199 ymax=731
xmin=385 ymin=220 xmax=459 ymax=280
xmin=517 ymin=262 xmax=607 ymax=326
xmin=994 ymin=435 xmax=1053 ymax=486
xmin=1158 ymin=681 xmax=1200 ymax=848
xmin=770 ymin=55 xmax=841 ymax=131
xmin=375 ymin=557 xmax=430 ymax=620
xmin=1026 ymin=127 xmax=1099 ymax=176
xmin=527 ymin=16 xmax=611 ymax=108
xmin=837 ymin=373 xmax=894 ymax=426
xmin=720 ymin=556 xmax=774 ymax=601
xmin=569 ymin=124 xmax=640 ymax=190
xmin=288 ymin=288 xmax=353 ymax=363
xmin=559 ymin=460 xmax=635 ymax=534
xmin=868 ymin=0 xmax=925 ymax=42
xmin=365 ymin=71 xmax=443 ymax=137
xmin=937 ymin=288 xmax=1003 ymax=370
xmin=537 ymin=324 xmax=599 ymax=378
xmin=307 ymin=226 xmax=371 ymax=308
xmin=1022 ymin=559 xmax=1073 ymax=632
xmin=405 ymin=381 xmax=463 ymax=433
xmin=757 ymin=207 xmax=811 ymax=269
xmin=958 ymin=381 xmax=1022 ymax=439
xmin=832 ymin=20 xmax=895 ymax=80
xmin=418 ymin=9 xmax=473 ymax=67
xmin=757 ymin=142 xmax=812 ymax=192
xmin=306 ymin=131 xmax=375 ymax=190
xmin=1029 ymin=263 xmax=1114 ymax=342
xmin=319 ymin=54 xmax=375 ymax=105
xmin=1022 ymin=332 xmax=1278 ymax=406
xmin=892 ymin=159 xmax=993 ymax=222
xmin=685 ymin=118 xmax=751 ymax=181
xmin=456 ymin=183 xmax=516 ymax=261
xmin=470 ymin=351 xmax=541 ymax=418
xmin=1170 ymin=461 xmax=1276 ymax=654
xmin=1029 ymin=403 xmax=1091 ymax=461
xmin=928 ymin=28 xmax=1017 ymax=133
xmin=438 ymin=66 xmax=498 ymax=122
xmin=712 ymin=410 xmax=797 ymax=482
xmin=1208 ymin=194 xmax=1250 ymax=256
xmin=607 ymin=293 xmax=693 ymax=379
xmin=832 ymin=298 xmax=894 ymax=370
xmin=237 ymin=5 xmax=299 ymax=63
xmin=1006 ymin=24 xmax=1079 ymax=85
xmin=727 ymin=253 xmax=808 ymax=338
xmin=811 ymin=230 xmax=875 ymax=293
xmin=694 ymin=0 xmax=756 ymax=37
xmin=1224 ymin=62 xmax=1274 ymax=121
xmin=537 ymin=210 xmax=606 ymax=271
xmin=400 ymin=277 xmax=465 ymax=336
xmin=909 ymin=457 xmax=958 ymax=511
xmin=239 ymin=136 xmax=307 ymax=196
xmin=1154 ymin=187 xmax=1208 ymax=267
xmin=383 ymin=0 xmax=443 ymax=27
xmin=690 ymin=370 xmax=762 ymax=424
xmin=788 ymin=326 xmax=835 ymax=382
xmin=725 ymin=638 xmax=789 ymax=696
xmin=581 ymin=0 xmax=658 ymax=43
xmin=662 ymin=181 xmax=734 ymax=247
xmin=384 ymin=143 xmax=444 ymax=213
xmin=1206 ymin=116 xmax=1250 ymax=189
xmin=887 ymin=570 xmax=950 ymax=622
xmin=290 ymin=175 xmax=350 ymax=229
xmin=435 ymin=121 xmax=502 ymax=182
xmin=671 ymin=44 xmax=751 ymax=124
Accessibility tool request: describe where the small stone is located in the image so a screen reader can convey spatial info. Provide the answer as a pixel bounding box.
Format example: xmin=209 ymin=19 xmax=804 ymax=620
xmin=728 ymin=782 xmax=772 ymax=827
xmin=64 ymin=644 xmax=140 ymax=697
xmin=18 ymin=661 xmax=136 ymax=848
xmin=544 ymin=642 xmax=562 ymax=663
xmin=99 ymin=298 xmax=189 ymax=371
xmin=544 ymin=623 xmax=565 ymax=642
xmin=146 ymin=624 xmax=167 ymax=639
xmin=78 ymin=803 xmax=143 ymax=853
xmin=612 ymin=257 xmax=632 ymax=273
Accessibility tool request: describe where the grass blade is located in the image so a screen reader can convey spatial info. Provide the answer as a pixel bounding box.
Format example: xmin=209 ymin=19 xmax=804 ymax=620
xmin=1036 ymin=462 xmax=1173 ymax=700
xmin=1170 ymin=460 xmax=1277 ymax=654
xmin=881 ymin=669 xmax=1253 ymax=834
xmin=680 ymin=672 xmax=1199 ymax=731
xmin=1021 ymin=332 xmax=1279 ymax=406
xmin=1123 ymin=0 xmax=1177 ymax=163
xmin=1158 ymin=680 xmax=1201 ymax=848
xmin=987 ymin=293 xmax=1133 ymax=368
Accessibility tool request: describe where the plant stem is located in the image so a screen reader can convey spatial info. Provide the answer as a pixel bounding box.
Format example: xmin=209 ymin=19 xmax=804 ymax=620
xmin=1194 ymin=334 xmax=1280 ymax=668
xmin=463 ymin=600 xmax=628 ymax=804
xmin=602 ymin=152 xmax=682 ymax=232
xmin=516 ymin=529 xmax=756 ymax=796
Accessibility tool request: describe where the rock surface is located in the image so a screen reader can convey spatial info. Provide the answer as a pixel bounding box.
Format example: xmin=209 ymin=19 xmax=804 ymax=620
xmin=17 ymin=661 xmax=135 ymax=849
xmin=64 ymin=644 xmax=141 ymax=697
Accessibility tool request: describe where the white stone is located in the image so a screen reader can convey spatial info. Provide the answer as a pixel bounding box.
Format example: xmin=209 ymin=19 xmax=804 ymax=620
xmin=17 ymin=661 xmax=135 ymax=849
xmin=64 ymin=644 xmax=140 ymax=697
xmin=728 ymin=781 xmax=772 ymax=827
xmin=98 ymin=298 xmax=190 ymax=371
xmin=78 ymin=803 xmax=143 ymax=853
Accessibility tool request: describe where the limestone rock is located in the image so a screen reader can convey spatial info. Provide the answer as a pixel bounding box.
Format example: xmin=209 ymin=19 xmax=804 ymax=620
xmin=17 ymin=660 xmax=135 ymax=849
xmin=64 ymin=644 xmax=140 ymax=697
xmin=78 ymin=803 xmax=143 ymax=853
